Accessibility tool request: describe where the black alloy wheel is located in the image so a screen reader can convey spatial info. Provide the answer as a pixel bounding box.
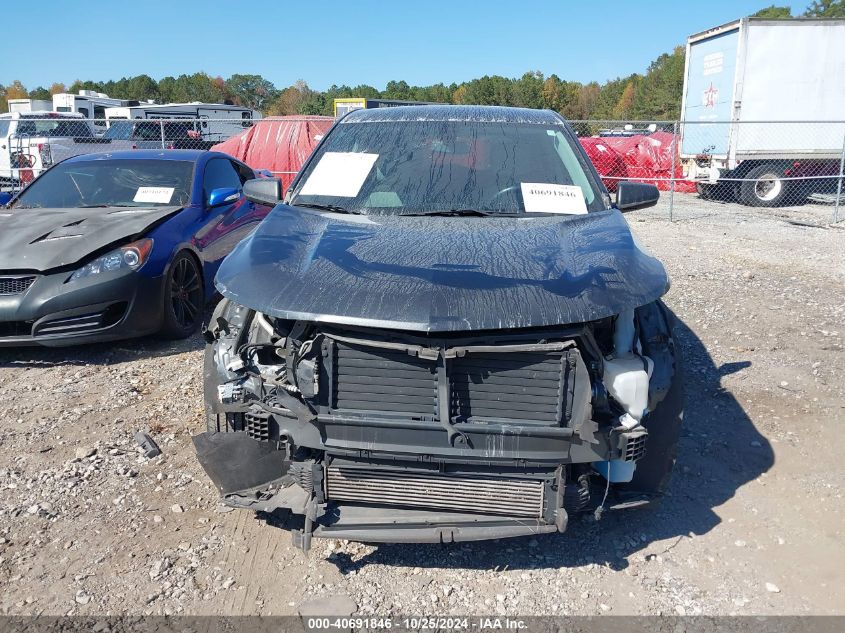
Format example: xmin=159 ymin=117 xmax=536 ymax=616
xmin=160 ymin=251 xmax=205 ymax=339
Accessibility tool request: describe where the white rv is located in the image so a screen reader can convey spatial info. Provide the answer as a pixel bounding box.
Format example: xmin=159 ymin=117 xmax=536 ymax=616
xmin=6 ymin=99 xmax=54 ymax=113
xmin=53 ymin=91 xmax=132 ymax=135
xmin=104 ymin=102 xmax=262 ymax=142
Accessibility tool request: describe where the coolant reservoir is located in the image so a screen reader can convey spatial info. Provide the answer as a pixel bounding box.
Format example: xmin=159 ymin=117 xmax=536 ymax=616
xmin=596 ymin=354 xmax=654 ymax=483
xmin=594 ymin=310 xmax=654 ymax=484
xmin=602 ymin=354 xmax=653 ymax=422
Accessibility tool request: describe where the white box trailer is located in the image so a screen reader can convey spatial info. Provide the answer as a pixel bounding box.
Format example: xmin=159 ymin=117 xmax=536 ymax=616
xmin=7 ymin=99 xmax=54 ymax=113
xmin=680 ymin=17 xmax=845 ymax=206
xmin=104 ymin=102 xmax=262 ymax=143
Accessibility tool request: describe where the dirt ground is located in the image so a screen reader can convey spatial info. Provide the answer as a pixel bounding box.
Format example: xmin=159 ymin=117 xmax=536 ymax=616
xmin=1 ymin=194 xmax=843 ymax=616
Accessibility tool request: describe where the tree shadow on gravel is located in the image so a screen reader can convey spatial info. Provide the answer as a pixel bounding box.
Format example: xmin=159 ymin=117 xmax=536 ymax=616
xmin=326 ymin=318 xmax=774 ymax=574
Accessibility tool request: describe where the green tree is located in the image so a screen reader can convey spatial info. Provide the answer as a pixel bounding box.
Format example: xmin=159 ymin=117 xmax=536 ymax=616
xmin=29 ymin=86 xmax=51 ymax=100
xmin=106 ymin=75 xmax=160 ymax=101
xmin=459 ymin=75 xmax=514 ymax=105
xmin=612 ymin=80 xmax=638 ymax=120
xmin=68 ymin=79 xmax=104 ymax=94
xmin=298 ymin=92 xmax=327 ymax=115
xmin=631 ymin=46 xmax=685 ymax=119
xmin=803 ymin=0 xmax=845 ymax=16
xmin=267 ymin=86 xmax=304 ymax=115
xmin=383 ymin=80 xmax=412 ymax=100
xmin=225 ymin=74 xmax=279 ymax=109
xmin=751 ymin=5 xmax=792 ymax=17
xmin=557 ymin=81 xmax=585 ymax=119
xmin=512 ymin=71 xmax=545 ymax=109
xmin=590 ymin=76 xmax=629 ymax=119
xmin=575 ymin=82 xmax=601 ymax=119
xmin=158 ymin=76 xmax=177 ymax=103
xmin=163 ymin=73 xmax=225 ymax=104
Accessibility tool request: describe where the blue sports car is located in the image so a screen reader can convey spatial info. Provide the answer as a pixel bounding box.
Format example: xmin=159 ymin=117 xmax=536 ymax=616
xmin=0 ymin=150 xmax=277 ymax=346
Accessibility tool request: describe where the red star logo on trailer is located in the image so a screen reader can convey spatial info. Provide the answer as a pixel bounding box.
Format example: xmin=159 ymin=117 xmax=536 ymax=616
xmin=703 ymin=83 xmax=719 ymax=108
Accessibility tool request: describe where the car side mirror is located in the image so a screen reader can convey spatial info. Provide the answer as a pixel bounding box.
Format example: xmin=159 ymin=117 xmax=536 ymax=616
xmin=207 ymin=187 xmax=241 ymax=208
xmin=616 ymin=181 xmax=660 ymax=211
xmin=0 ymin=192 xmax=13 ymax=207
xmin=243 ymin=177 xmax=282 ymax=206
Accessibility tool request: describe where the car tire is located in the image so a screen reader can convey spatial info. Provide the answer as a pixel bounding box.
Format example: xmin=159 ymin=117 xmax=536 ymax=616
xmin=739 ymin=163 xmax=790 ymax=207
xmin=696 ymin=181 xmax=736 ymax=202
xmin=160 ymin=251 xmax=205 ymax=339
xmin=623 ymin=327 xmax=685 ymax=495
xmin=695 ymin=182 xmax=716 ymax=199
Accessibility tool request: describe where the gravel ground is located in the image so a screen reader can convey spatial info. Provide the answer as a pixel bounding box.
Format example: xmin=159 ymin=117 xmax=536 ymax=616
xmin=1 ymin=195 xmax=843 ymax=617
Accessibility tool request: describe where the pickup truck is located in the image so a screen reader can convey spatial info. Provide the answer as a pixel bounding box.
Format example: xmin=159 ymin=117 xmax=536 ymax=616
xmin=0 ymin=112 xmax=109 ymax=186
xmin=103 ymin=120 xmax=216 ymax=151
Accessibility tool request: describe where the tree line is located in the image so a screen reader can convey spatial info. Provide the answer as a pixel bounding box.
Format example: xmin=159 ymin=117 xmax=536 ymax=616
xmin=1 ymin=2 xmax=840 ymax=121
xmin=0 ymin=53 xmax=687 ymax=122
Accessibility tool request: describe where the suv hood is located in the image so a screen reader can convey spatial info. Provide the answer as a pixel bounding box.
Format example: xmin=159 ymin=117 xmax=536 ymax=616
xmin=0 ymin=206 xmax=182 ymax=272
xmin=215 ymin=205 xmax=669 ymax=333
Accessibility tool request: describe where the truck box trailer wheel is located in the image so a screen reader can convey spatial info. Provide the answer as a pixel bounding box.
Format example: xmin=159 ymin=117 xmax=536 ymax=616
xmin=738 ymin=162 xmax=790 ymax=207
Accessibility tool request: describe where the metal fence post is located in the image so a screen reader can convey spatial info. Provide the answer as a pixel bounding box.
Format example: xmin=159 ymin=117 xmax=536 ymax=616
xmin=669 ymin=121 xmax=678 ymax=222
xmin=835 ymin=132 xmax=845 ymax=224
xmin=160 ymin=120 xmax=166 ymax=150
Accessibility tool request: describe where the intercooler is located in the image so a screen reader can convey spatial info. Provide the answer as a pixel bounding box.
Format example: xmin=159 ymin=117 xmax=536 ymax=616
xmin=325 ymin=464 xmax=545 ymax=518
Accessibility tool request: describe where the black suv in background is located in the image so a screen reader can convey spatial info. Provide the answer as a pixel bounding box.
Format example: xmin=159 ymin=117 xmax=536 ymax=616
xmin=104 ymin=120 xmax=214 ymax=150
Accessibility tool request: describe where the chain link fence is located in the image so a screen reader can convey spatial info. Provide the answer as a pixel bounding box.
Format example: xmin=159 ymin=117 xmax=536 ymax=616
xmin=2 ymin=115 xmax=844 ymax=223
xmin=569 ymin=119 xmax=845 ymax=224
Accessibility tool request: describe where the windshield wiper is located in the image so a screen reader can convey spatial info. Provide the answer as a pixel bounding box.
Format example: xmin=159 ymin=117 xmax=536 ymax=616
xmin=406 ymin=209 xmax=514 ymax=217
xmin=293 ymin=202 xmax=361 ymax=215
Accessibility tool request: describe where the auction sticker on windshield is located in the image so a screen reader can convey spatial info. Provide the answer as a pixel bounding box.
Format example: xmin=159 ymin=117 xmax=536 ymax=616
xmin=520 ymin=183 xmax=587 ymax=214
xmin=300 ymin=152 xmax=379 ymax=197
xmin=133 ymin=187 xmax=175 ymax=204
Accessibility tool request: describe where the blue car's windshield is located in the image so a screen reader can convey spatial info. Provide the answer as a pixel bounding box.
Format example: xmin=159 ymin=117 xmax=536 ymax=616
xmin=12 ymin=159 xmax=194 ymax=209
xmin=289 ymin=120 xmax=607 ymax=215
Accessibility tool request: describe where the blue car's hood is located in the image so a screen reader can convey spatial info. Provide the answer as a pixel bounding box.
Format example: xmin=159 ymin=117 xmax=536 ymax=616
xmin=215 ymin=205 xmax=669 ymax=333
xmin=0 ymin=205 xmax=182 ymax=271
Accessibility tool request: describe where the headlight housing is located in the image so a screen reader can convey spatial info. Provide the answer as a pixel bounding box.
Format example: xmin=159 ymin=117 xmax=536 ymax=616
xmin=70 ymin=238 xmax=154 ymax=282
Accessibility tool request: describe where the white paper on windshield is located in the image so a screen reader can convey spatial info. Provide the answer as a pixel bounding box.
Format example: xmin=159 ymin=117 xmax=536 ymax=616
xmin=134 ymin=187 xmax=175 ymax=204
xmin=520 ymin=183 xmax=587 ymax=215
xmin=299 ymin=152 xmax=379 ymax=197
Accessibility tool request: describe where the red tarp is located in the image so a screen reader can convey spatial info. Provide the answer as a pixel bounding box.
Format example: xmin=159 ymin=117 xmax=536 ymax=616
xmin=580 ymin=131 xmax=696 ymax=193
xmin=212 ymin=116 xmax=335 ymax=193
xmin=578 ymin=138 xmax=628 ymax=192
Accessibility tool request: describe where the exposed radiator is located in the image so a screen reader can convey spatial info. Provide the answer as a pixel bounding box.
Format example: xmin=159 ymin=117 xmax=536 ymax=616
xmin=330 ymin=339 xmax=578 ymax=426
xmin=332 ymin=343 xmax=437 ymax=417
xmin=326 ymin=465 xmax=544 ymax=518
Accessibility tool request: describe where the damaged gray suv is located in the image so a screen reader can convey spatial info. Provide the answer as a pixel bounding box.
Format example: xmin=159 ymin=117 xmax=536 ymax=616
xmin=195 ymin=105 xmax=683 ymax=550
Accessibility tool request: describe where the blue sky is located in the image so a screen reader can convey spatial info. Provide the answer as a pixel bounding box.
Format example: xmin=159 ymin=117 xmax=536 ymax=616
xmin=3 ymin=0 xmax=798 ymax=90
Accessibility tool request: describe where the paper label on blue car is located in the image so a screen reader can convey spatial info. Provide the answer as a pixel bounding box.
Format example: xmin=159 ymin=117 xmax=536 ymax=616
xmin=299 ymin=152 xmax=379 ymax=197
xmin=520 ymin=183 xmax=587 ymax=214
xmin=134 ymin=187 xmax=175 ymax=204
